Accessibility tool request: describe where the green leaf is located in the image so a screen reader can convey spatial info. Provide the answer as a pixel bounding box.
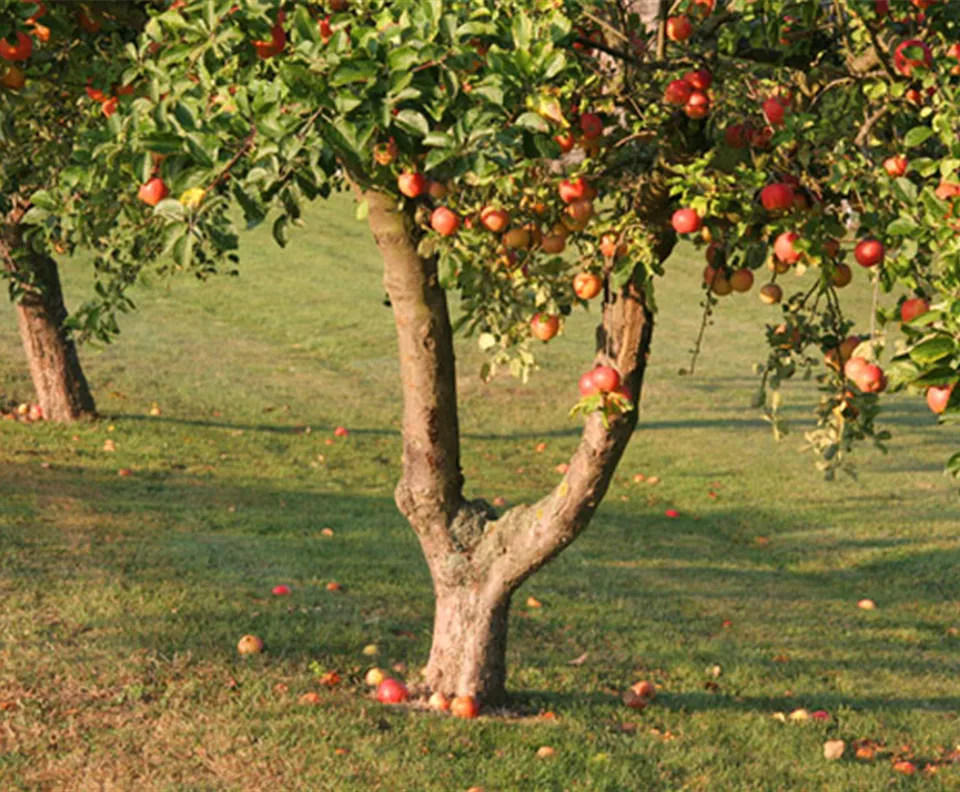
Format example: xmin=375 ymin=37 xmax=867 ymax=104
xmin=514 ymin=112 xmax=550 ymax=133
xmin=393 ymin=109 xmax=430 ymax=137
xmin=512 ymin=13 xmax=532 ymax=52
xmin=330 ymin=60 xmax=379 ymax=86
xmin=911 ymin=366 xmax=959 ymax=387
xmin=272 ymin=215 xmax=289 ymax=248
xmin=388 ymin=46 xmax=421 ymax=73
xmin=29 ymin=190 xmax=57 ymax=211
xmin=172 ymin=232 xmax=194 ymax=268
xmin=903 ymin=126 xmax=933 ymax=148
xmin=886 ymin=215 xmax=918 ymax=236
xmin=909 ymin=336 xmax=956 ymax=365
xmin=186 ymin=135 xmax=215 ymax=168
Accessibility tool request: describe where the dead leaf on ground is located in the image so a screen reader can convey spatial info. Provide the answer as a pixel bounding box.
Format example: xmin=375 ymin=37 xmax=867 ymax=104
xmin=567 ymin=652 xmax=589 ymax=666
xmin=526 ymin=596 xmax=542 ymax=609
xmin=536 ymin=746 xmax=555 ymax=759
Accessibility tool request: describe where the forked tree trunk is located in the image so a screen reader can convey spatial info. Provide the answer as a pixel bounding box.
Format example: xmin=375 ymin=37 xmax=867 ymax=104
xmin=365 ymin=182 xmax=673 ymax=705
xmin=1 ymin=210 xmax=96 ymax=422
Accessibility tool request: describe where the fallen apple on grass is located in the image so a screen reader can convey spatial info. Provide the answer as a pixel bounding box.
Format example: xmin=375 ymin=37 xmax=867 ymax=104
xmin=428 ymin=691 xmax=451 ymax=711
xmin=450 ymin=695 xmax=479 ymax=719
xmin=376 ymin=678 xmax=409 ymax=704
xmin=237 ymin=634 xmax=264 ymax=655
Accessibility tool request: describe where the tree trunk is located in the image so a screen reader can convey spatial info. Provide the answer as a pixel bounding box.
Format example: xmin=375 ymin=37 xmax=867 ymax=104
xmin=1 ymin=210 xmax=96 ymax=422
xmin=364 ymin=181 xmax=673 ymax=706
xmin=424 ymin=582 xmax=510 ymax=703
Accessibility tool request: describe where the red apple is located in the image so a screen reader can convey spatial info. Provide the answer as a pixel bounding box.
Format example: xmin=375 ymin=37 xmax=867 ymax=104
xmin=578 ymin=371 xmax=600 ymax=397
xmin=900 ymin=296 xmax=930 ymax=323
xmin=664 ymin=79 xmax=693 ymax=106
xmin=854 ymin=238 xmax=884 ymax=268
xmin=591 ymin=366 xmax=621 ymax=393
xmin=684 ymin=68 xmax=712 ymax=91
xmin=832 ymin=263 xmax=852 ymax=288
xmin=729 ymin=269 xmax=754 ymax=293
xmin=631 ymin=680 xmax=657 ymax=700
xmin=926 ymin=384 xmax=954 ymax=414
xmin=376 ymin=678 xmax=409 ymax=704
xmin=760 ymin=183 xmax=795 ymax=211
xmin=428 ymin=691 xmax=450 ymax=711
xmin=579 ymin=112 xmax=603 ymax=139
xmin=724 ymin=123 xmax=752 ymax=149
xmin=773 ymin=231 xmax=802 ymax=264
xmin=480 ymin=207 xmax=510 ymax=233
xmin=883 ymin=156 xmax=907 ymax=177
xmin=431 ymin=207 xmax=460 ymax=236
xmin=334 ymin=426 xmax=349 ymax=437
xmin=554 ymin=131 xmax=575 ymax=152
xmin=138 ymin=178 xmax=169 ymax=207
xmin=759 ymin=283 xmax=783 ymax=305
xmin=566 ymin=199 xmax=594 ymax=223
xmin=450 ymin=695 xmax=479 ymax=719
xmin=558 ymin=177 xmax=588 ymax=204
xmin=666 ymin=15 xmax=692 ymax=42
xmin=272 ymin=584 xmax=291 ymax=596
xmin=684 ymin=91 xmax=710 ymax=119
xmin=530 ymin=313 xmax=559 ymax=342
xmin=573 ymin=272 xmax=602 ymax=300
xmin=844 ymin=356 xmax=869 ymax=382
xmin=398 ymin=172 xmax=426 ymax=199
xmin=893 ymin=39 xmax=932 ymax=77
xmin=856 ymin=363 xmax=887 ymax=393
xmin=0 ymin=31 xmax=33 ymax=62
xmin=762 ymin=96 xmax=788 ymax=126
xmin=671 ymin=208 xmax=702 ymax=234
xmin=237 ymin=634 xmax=264 ymax=655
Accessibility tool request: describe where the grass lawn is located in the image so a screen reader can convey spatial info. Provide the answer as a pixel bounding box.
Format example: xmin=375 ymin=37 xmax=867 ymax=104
xmin=1 ymin=194 xmax=958 ymax=791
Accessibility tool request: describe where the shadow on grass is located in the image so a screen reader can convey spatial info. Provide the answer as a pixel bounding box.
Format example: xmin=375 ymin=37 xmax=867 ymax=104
xmin=2 ymin=460 xmax=958 ymax=716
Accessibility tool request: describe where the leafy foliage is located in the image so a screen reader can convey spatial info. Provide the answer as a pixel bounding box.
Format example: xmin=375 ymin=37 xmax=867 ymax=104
xmin=0 ymin=0 xmax=957 ymax=477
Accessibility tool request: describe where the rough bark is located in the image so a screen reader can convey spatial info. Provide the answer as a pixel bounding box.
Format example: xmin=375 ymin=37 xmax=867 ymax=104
xmin=366 ymin=183 xmax=673 ymax=705
xmin=425 ymin=584 xmax=510 ymax=700
xmin=1 ymin=209 xmax=96 ymax=422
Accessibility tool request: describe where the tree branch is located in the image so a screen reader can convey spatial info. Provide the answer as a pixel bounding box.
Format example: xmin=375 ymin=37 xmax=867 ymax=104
xmin=364 ymin=190 xmax=466 ymax=567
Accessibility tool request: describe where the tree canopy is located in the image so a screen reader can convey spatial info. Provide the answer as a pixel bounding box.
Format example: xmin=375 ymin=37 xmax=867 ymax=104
xmin=3 ymin=0 xmax=957 ymax=477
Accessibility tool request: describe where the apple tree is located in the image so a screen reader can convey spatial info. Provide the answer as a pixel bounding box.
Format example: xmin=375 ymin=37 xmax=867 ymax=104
xmin=8 ymin=0 xmax=960 ymax=704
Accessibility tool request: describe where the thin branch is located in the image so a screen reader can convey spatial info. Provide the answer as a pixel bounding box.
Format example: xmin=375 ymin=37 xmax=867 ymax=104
xmin=854 ymin=104 xmax=889 ymax=148
xmin=656 ymin=0 xmax=668 ymax=61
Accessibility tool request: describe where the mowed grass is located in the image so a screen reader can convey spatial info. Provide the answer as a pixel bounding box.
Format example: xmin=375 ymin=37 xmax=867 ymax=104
xmin=1 ymin=195 xmax=959 ymax=792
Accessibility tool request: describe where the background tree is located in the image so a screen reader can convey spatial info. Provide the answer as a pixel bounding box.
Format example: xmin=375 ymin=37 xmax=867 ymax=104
xmin=5 ymin=0 xmax=958 ymax=705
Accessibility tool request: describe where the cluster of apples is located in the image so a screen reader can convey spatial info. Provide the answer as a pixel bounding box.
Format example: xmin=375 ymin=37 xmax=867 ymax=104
xmin=578 ymin=365 xmax=628 ymax=402
xmin=554 ymin=110 xmax=606 ymax=157
xmin=370 ymin=672 xmax=480 ymax=718
xmin=388 ymin=145 xmax=608 ymax=346
xmin=0 ymin=0 xmax=43 ymax=90
xmin=898 ymin=297 xmax=956 ymax=414
xmin=1 ymin=402 xmax=43 ymax=422
xmin=86 ymin=79 xmax=135 ymax=118
xmin=673 ymin=174 xmax=889 ymax=304
xmin=663 ymin=67 xmax=712 ymax=120
xmin=0 ymin=2 xmax=114 ymax=90
xmin=252 ymin=1 xmax=350 ymax=57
